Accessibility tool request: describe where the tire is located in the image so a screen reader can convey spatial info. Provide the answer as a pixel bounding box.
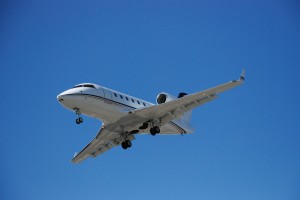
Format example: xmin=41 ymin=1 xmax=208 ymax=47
xmin=154 ymin=126 xmax=160 ymax=133
xmin=79 ymin=117 xmax=83 ymax=123
xmin=126 ymin=140 xmax=132 ymax=148
xmin=121 ymin=142 xmax=127 ymax=149
xmin=150 ymin=128 xmax=156 ymax=136
xmin=76 ymin=119 xmax=80 ymax=124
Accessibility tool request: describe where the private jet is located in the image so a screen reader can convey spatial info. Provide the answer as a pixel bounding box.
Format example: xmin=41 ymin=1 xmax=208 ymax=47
xmin=57 ymin=70 xmax=245 ymax=163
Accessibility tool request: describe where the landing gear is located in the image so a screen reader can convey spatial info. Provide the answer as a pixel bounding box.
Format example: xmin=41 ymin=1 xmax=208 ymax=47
xmin=150 ymin=126 xmax=160 ymax=136
xmin=74 ymin=108 xmax=83 ymax=124
xmin=76 ymin=117 xmax=83 ymax=124
xmin=121 ymin=140 xmax=132 ymax=149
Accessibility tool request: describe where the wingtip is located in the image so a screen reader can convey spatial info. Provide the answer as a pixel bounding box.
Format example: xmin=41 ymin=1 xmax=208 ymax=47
xmin=240 ymin=69 xmax=246 ymax=81
xmin=71 ymin=157 xmax=80 ymax=164
xmin=70 ymin=152 xmax=79 ymax=164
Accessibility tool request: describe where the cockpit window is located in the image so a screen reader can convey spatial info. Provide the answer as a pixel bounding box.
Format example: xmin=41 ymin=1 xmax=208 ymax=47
xmin=83 ymin=84 xmax=96 ymax=88
xmin=73 ymin=84 xmax=96 ymax=89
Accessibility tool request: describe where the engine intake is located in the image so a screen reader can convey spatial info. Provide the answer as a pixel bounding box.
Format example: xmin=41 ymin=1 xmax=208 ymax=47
xmin=156 ymin=92 xmax=178 ymax=104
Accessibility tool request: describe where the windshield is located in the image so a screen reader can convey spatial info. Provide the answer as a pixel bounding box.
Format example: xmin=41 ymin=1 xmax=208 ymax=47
xmin=73 ymin=84 xmax=95 ymax=89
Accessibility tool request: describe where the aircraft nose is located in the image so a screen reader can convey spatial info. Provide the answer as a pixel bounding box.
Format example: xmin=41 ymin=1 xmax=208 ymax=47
xmin=57 ymin=93 xmax=65 ymax=103
xmin=57 ymin=90 xmax=70 ymax=103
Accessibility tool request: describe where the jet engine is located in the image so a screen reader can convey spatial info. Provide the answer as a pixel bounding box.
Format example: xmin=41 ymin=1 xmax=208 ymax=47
xmin=156 ymin=93 xmax=177 ymax=104
xmin=156 ymin=92 xmax=188 ymax=104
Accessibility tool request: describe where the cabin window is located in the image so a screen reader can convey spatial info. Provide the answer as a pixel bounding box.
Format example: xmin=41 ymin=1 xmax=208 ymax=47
xmin=137 ymin=101 xmax=140 ymax=105
xmin=126 ymin=97 xmax=129 ymax=101
xmin=143 ymin=102 xmax=146 ymax=106
xmin=120 ymin=95 xmax=123 ymax=99
xmin=131 ymin=99 xmax=135 ymax=103
xmin=114 ymin=93 xmax=117 ymax=97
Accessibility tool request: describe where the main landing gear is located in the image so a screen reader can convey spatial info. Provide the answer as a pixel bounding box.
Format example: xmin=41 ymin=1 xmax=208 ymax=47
xmin=150 ymin=126 xmax=160 ymax=136
xmin=121 ymin=140 xmax=132 ymax=149
xmin=74 ymin=108 xmax=83 ymax=124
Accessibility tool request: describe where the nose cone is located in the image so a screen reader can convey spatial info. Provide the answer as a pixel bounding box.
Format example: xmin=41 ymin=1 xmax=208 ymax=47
xmin=57 ymin=89 xmax=72 ymax=103
xmin=57 ymin=89 xmax=83 ymax=110
xmin=57 ymin=91 xmax=73 ymax=109
xmin=57 ymin=92 xmax=65 ymax=103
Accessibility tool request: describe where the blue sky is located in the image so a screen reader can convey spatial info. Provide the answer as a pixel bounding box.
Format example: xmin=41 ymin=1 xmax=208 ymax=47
xmin=1 ymin=0 xmax=299 ymax=199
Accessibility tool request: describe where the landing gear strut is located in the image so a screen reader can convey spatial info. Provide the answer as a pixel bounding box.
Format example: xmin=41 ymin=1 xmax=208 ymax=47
xmin=121 ymin=140 xmax=132 ymax=149
xmin=75 ymin=108 xmax=83 ymax=124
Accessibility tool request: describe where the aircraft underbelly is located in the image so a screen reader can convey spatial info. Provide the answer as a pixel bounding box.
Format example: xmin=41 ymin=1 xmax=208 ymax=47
xmin=81 ymin=96 xmax=188 ymax=134
xmin=80 ymin=95 xmax=127 ymax=122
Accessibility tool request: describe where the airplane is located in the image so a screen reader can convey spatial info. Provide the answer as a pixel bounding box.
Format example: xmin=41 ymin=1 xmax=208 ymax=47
xmin=57 ymin=70 xmax=245 ymax=163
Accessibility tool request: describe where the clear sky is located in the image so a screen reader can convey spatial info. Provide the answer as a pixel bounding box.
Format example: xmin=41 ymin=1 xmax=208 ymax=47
xmin=1 ymin=0 xmax=299 ymax=200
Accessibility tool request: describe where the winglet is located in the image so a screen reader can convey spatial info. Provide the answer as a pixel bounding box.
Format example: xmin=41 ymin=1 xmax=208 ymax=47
xmin=240 ymin=69 xmax=246 ymax=81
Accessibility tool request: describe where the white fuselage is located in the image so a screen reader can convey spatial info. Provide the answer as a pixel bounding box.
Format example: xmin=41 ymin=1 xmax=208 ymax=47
xmin=57 ymin=83 xmax=191 ymax=134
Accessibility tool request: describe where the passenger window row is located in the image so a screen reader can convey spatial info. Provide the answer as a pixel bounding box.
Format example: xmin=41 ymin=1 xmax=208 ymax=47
xmin=114 ymin=93 xmax=146 ymax=106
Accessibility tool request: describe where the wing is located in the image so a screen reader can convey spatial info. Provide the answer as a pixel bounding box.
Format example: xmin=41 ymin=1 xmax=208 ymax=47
xmin=71 ymin=126 xmax=135 ymax=163
xmin=128 ymin=72 xmax=245 ymax=125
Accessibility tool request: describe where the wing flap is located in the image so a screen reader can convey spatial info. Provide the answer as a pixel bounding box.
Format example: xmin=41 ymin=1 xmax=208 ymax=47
xmin=90 ymin=141 xmax=117 ymax=158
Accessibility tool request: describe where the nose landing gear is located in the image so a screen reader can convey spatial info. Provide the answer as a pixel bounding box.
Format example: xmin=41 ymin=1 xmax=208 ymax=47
xmin=76 ymin=117 xmax=83 ymax=124
xmin=74 ymin=108 xmax=83 ymax=124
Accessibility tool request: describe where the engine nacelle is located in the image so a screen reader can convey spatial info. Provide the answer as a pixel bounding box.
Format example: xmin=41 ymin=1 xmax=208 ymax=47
xmin=156 ymin=92 xmax=178 ymax=104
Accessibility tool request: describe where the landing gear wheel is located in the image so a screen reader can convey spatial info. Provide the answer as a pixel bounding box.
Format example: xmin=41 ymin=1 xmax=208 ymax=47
xmin=154 ymin=126 xmax=160 ymax=134
xmin=121 ymin=140 xmax=132 ymax=149
xmin=150 ymin=128 xmax=156 ymax=136
xmin=75 ymin=117 xmax=83 ymax=124
xmin=150 ymin=126 xmax=160 ymax=136
xmin=121 ymin=142 xmax=128 ymax=149
xmin=126 ymin=140 xmax=132 ymax=148
xmin=74 ymin=109 xmax=83 ymax=125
